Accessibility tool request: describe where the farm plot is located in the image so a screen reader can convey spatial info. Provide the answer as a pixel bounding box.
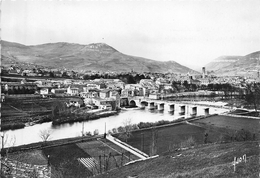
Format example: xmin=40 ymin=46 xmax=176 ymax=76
xmin=116 ymin=123 xmax=231 ymax=156
xmin=194 ymin=115 xmax=260 ymax=133
xmin=1 ymin=96 xmax=74 ymax=130
xmin=77 ymin=139 xmax=140 ymax=173
xmin=42 ymin=144 xmax=93 ymax=178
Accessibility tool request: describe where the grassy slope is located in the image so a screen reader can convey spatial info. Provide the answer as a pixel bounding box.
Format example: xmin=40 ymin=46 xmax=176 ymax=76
xmin=96 ymin=141 xmax=259 ymax=178
xmin=8 ymin=149 xmax=48 ymax=165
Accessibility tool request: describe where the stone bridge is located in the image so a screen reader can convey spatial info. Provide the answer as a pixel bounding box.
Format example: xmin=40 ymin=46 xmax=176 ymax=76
xmin=128 ymin=97 xmax=210 ymax=116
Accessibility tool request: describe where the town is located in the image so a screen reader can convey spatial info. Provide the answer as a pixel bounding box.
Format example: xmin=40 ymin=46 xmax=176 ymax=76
xmin=1 ymin=64 xmax=260 ymax=177
xmin=1 ymin=0 xmax=260 ymax=177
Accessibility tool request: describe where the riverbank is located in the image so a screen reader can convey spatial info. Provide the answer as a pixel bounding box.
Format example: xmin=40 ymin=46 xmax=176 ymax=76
xmin=52 ymin=110 xmax=119 ymax=125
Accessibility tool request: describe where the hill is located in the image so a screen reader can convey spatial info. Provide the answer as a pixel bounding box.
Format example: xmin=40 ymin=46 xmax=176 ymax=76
xmin=1 ymin=40 xmax=197 ymax=74
xmin=206 ymin=51 xmax=260 ymax=76
xmin=206 ymin=56 xmax=243 ymax=72
xmin=96 ymin=141 xmax=259 ymax=178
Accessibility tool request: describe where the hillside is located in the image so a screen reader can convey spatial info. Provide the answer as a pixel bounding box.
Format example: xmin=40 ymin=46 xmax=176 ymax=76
xmin=206 ymin=56 xmax=243 ymax=72
xmin=96 ymin=141 xmax=259 ymax=178
xmin=206 ymin=51 xmax=260 ymax=76
xmin=1 ymin=40 xmax=196 ymax=74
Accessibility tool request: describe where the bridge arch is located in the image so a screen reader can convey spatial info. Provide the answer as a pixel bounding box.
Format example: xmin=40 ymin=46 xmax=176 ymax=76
xmin=140 ymin=101 xmax=148 ymax=107
xmin=129 ymin=100 xmax=137 ymax=107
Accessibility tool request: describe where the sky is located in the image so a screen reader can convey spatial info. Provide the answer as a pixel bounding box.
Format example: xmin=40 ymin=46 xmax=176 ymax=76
xmin=2 ymin=0 xmax=260 ymax=70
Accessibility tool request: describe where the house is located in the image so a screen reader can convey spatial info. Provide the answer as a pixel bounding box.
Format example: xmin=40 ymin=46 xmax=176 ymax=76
xmin=92 ymin=98 xmax=115 ymax=110
xmin=40 ymin=88 xmax=49 ymax=95
xmin=2 ymin=82 xmax=37 ymax=94
xmin=149 ymin=91 xmax=160 ymax=100
xmin=190 ymin=79 xmax=201 ymax=85
xmin=53 ymin=71 xmax=63 ymax=77
xmin=66 ymin=98 xmax=84 ymax=108
xmin=121 ymin=89 xmax=134 ymax=97
xmin=86 ymin=82 xmax=106 ymax=90
xmin=51 ymin=88 xmax=67 ymax=95
xmin=110 ymin=91 xmax=120 ymax=109
xmin=106 ymin=81 xmax=125 ymax=90
xmin=66 ymin=84 xmax=85 ymax=96
xmin=125 ymin=84 xmax=145 ymax=96
xmin=100 ymin=89 xmax=111 ymax=99
xmin=80 ymin=91 xmax=99 ymax=98
xmin=67 ymin=86 xmax=79 ymax=96
xmin=200 ymin=78 xmax=210 ymax=86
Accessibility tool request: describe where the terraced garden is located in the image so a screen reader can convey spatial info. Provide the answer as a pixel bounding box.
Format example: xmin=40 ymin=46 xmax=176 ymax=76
xmin=39 ymin=139 xmax=140 ymax=178
xmin=1 ymin=95 xmax=73 ymax=130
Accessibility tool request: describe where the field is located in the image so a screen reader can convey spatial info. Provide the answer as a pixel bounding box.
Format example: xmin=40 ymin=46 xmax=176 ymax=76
xmin=194 ymin=115 xmax=260 ymax=133
xmin=96 ymin=141 xmax=259 ymax=178
xmin=39 ymin=138 xmax=140 ymax=178
xmin=7 ymin=149 xmax=48 ymax=165
xmin=1 ymin=95 xmax=74 ymax=130
xmin=116 ymin=122 xmax=231 ymax=156
xmin=42 ymin=144 xmax=93 ymax=178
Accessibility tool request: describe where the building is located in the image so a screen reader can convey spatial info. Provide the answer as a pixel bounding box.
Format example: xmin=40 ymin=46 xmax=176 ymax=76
xmin=40 ymin=88 xmax=49 ymax=95
xmin=202 ymin=67 xmax=206 ymax=79
xmin=2 ymin=82 xmax=37 ymax=94
xmin=51 ymin=88 xmax=67 ymax=95
xmin=92 ymin=98 xmax=114 ymax=110
xmin=67 ymin=86 xmax=79 ymax=96
xmin=100 ymin=89 xmax=111 ymax=99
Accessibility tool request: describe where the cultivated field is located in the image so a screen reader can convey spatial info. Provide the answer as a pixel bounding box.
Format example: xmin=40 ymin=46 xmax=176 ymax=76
xmin=7 ymin=149 xmax=48 ymax=165
xmin=194 ymin=115 xmax=260 ymax=133
xmin=116 ymin=122 xmax=230 ymax=156
xmin=1 ymin=95 xmax=74 ymax=130
xmin=37 ymin=139 xmax=140 ymax=178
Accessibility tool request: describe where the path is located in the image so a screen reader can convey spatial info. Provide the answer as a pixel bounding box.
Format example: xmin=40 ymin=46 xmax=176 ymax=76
xmin=106 ymin=135 xmax=149 ymax=160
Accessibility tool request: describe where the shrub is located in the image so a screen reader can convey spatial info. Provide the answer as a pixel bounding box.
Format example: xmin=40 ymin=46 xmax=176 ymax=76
xmin=93 ymin=129 xmax=99 ymax=136
xmin=117 ymin=126 xmax=126 ymax=133
xmin=234 ymin=129 xmax=254 ymax=141
xmin=132 ymin=124 xmax=139 ymax=130
xmin=85 ymin=132 xmax=92 ymax=136
xmin=180 ymin=136 xmax=196 ymax=148
xmin=112 ymin=128 xmax=118 ymax=134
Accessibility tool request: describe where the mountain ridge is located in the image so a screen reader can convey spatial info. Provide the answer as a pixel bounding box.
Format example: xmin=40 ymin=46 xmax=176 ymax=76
xmin=1 ymin=40 xmax=197 ymax=74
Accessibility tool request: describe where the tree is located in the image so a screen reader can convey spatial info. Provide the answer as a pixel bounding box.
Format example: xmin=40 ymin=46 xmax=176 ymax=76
xmin=94 ymin=129 xmax=99 ymax=136
xmin=52 ymin=101 xmax=67 ymax=119
xmin=245 ymin=83 xmax=260 ymax=112
xmin=1 ymin=133 xmax=16 ymax=157
xmin=119 ymin=118 xmax=133 ymax=142
xmin=49 ymin=71 xmax=54 ymax=78
xmin=150 ymin=127 xmax=158 ymax=156
xmin=39 ymin=129 xmax=52 ymax=142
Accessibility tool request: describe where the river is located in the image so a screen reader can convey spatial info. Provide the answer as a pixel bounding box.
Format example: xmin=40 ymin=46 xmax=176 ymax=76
xmin=1 ymin=105 xmax=228 ymax=147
